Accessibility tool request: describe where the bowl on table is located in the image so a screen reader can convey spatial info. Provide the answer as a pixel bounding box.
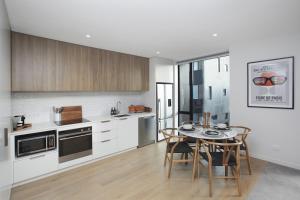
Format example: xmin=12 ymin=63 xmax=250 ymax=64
xmin=182 ymin=124 xmax=193 ymax=130
xmin=216 ymin=123 xmax=227 ymax=129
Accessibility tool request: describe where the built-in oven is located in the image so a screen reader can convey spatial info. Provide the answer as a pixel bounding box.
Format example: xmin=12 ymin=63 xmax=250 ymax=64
xmin=15 ymin=130 xmax=57 ymax=158
xmin=58 ymin=126 xmax=92 ymax=163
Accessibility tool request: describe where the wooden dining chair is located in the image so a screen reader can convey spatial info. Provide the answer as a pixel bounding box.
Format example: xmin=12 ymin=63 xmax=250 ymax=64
xmin=199 ymin=139 xmax=242 ymax=197
xmin=230 ymin=126 xmax=252 ymax=175
xmin=160 ymin=128 xmax=194 ymax=178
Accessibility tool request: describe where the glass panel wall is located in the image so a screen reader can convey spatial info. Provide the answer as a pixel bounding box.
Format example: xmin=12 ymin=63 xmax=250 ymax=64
xmin=178 ymin=55 xmax=230 ymax=125
xmin=179 ymin=63 xmax=190 ymax=112
xmin=178 ymin=63 xmax=191 ymax=125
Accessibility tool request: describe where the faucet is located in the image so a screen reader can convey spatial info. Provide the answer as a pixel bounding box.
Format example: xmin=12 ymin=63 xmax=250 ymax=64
xmin=116 ymin=101 xmax=121 ymax=114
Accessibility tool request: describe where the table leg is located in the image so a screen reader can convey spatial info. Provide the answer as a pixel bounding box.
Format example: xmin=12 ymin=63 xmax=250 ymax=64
xmin=192 ymin=139 xmax=199 ymax=181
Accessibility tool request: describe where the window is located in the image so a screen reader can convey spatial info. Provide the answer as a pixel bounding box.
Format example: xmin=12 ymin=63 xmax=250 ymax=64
xmin=178 ymin=54 xmax=230 ymax=125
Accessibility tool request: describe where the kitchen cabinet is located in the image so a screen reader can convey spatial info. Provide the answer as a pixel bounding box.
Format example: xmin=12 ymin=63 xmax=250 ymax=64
xmin=55 ymin=42 xmax=95 ymax=91
xmin=13 ymin=151 xmax=58 ymax=183
xmin=12 ymin=32 xmax=57 ymax=91
xmin=92 ymin=120 xmax=118 ymax=158
xmin=116 ymin=117 xmax=138 ymax=151
xmin=11 ymin=32 xmax=149 ymax=92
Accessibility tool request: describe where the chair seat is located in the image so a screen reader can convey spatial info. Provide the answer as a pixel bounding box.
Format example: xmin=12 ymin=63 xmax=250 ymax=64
xmin=200 ymin=152 xmax=237 ymax=166
xmin=167 ymin=142 xmax=193 ymax=153
xmin=185 ymin=137 xmax=197 ymax=144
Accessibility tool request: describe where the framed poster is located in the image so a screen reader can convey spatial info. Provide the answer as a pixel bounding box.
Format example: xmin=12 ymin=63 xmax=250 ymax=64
xmin=247 ymin=56 xmax=294 ymax=109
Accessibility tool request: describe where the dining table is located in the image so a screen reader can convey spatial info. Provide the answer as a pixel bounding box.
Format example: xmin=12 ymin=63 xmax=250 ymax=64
xmin=178 ymin=125 xmax=238 ymax=180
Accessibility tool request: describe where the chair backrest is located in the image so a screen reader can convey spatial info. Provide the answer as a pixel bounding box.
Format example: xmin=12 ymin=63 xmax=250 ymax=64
xmin=159 ymin=128 xmax=187 ymax=144
xmin=230 ymin=126 xmax=251 ymax=141
xmin=200 ymin=139 xmax=242 ymax=166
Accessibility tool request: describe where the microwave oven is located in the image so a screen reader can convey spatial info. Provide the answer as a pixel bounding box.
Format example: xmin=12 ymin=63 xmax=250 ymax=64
xmin=15 ymin=130 xmax=57 ymax=158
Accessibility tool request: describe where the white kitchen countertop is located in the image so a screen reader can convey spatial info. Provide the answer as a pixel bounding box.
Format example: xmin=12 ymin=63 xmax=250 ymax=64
xmin=87 ymin=112 xmax=156 ymax=122
xmin=10 ymin=121 xmax=57 ymax=136
xmin=11 ymin=112 xmax=156 ymax=136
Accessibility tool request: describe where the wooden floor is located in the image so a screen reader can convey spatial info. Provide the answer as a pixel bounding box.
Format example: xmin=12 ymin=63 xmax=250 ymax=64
xmin=11 ymin=142 xmax=267 ymax=200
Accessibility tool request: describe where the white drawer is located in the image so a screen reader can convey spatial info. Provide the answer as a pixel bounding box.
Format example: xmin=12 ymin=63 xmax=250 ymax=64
xmin=14 ymin=151 xmax=58 ymax=183
xmin=93 ymin=139 xmax=117 ymax=159
xmin=93 ymin=120 xmax=114 ymax=132
xmin=93 ymin=129 xmax=115 ymax=142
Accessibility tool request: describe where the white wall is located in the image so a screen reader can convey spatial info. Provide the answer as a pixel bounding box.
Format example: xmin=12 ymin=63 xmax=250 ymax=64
xmin=142 ymin=57 xmax=177 ymax=128
xmin=229 ymin=34 xmax=300 ymax=169
xmin=12 ymin=92 xmax=143 ymax=123
xmin=0 ymin=0 xmax=12 ymax=199
xmin=142 ymin=57 xmax=175 ymax=110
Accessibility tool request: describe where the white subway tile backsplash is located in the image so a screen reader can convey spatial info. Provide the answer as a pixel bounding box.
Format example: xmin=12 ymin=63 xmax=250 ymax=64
xmin=12 ymin=92 xmax=144 ymax=123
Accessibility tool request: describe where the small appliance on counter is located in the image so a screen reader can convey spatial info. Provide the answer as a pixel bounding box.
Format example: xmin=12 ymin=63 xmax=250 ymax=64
xmin=12 ymin=115 xmax=32 ymax=131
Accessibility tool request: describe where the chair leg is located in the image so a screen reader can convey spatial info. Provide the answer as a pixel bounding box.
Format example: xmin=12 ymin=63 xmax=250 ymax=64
xmin=208 ymin=163 xmax=213 ymax=197
xmin=185 ymin=153 xmax=188 ymax=165
xmin=167 ymin=154 xmax=174 ymax=178
xmin=236 ymin=165 xmax=241 ymax=196
xmin=245 ymin=149 xmax=252 ymax=175
xmin=225 ymin=166 xmax=228 ymax=177
xmin=181 ymin=153 xmax=184 ymax=159
xmin=164 ymin=152 xmax=168 ymax=167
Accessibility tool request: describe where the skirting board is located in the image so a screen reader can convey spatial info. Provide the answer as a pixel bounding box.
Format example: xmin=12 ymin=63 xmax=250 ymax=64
xmin=250 ymin=153 xmax=300 ymax=170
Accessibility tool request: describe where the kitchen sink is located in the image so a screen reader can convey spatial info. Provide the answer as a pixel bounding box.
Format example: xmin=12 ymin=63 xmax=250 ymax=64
xmin=114 ymin=114 xmax=131 ymax=118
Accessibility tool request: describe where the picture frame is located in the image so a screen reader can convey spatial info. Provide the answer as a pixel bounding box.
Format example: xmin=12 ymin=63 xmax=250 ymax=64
xmin=247 ymin=56 xmax=294 ymax=109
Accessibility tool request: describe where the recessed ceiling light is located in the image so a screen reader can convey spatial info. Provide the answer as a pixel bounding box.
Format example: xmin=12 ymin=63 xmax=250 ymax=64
xmin=156 ymin=51 xmax=160 ymax=55
xmin=85 ymin=34 xmax=91 ymax=38
xmin=212 ymin=33 xmax=218 ymax=37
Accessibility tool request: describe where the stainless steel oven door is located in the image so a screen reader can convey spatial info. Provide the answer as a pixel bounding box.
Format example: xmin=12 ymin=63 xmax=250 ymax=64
xmin=59 ymin=127 xmax=92 ymax=163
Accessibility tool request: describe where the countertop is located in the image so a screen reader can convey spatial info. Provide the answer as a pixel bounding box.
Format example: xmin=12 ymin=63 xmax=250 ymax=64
xmin=11 ymin=112 xmax=156 ymax=136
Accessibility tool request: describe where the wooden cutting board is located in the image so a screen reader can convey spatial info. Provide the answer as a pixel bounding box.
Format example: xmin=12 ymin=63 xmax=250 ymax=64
xmin=60 ymin=106 xmax=82 ymax=121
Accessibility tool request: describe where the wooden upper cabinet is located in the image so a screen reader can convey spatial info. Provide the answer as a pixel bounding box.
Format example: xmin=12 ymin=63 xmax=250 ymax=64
xmin=11 ymin=32 xmax=149 ymax=92
xmin=12 ymin=32 xmax=56 ymax=91
xmin=55 ymin=42 xmax=94 ymax=91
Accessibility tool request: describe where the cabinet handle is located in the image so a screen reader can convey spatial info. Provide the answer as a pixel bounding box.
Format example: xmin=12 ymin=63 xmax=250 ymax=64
xmin=209 ymin=86 xmax=212 ymax=100
xmin=119 ymin=118 xmax=128 ymax=120
xmin=101 ymin=130 xmax=111 ymax=133
xmin=30 ymin=154 xmax=46 ymax=160
xmin=59 ymin=133 xmax=92 ymax=141
xmin=101 ymin=139 xmax=111 ymax=143
xmin=101 ymin=120 xmax=111 ymax=123
xmin=4 ymin=128 xmax=8 ymax=147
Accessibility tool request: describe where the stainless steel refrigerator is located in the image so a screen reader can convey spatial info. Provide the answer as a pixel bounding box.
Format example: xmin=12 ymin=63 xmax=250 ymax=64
xmin=156 ymin=83 xmax=174 ymax=141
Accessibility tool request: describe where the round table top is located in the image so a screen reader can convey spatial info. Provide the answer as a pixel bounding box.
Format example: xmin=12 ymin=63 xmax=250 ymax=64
xmin=178 ymin=126 xmax=238 ymax=140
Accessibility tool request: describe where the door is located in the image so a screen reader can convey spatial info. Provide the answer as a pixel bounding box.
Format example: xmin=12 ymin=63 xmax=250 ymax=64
xmin=156 ymin=83 xmax=174 ymax=141
xmin=0 ymin=1 xmax=12 ymax=198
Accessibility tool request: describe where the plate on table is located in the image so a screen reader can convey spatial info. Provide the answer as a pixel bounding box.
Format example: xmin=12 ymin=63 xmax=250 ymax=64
xmin=179 ymin=127 xmax=196 ymax=131
xmin=213 ymin=126 xmax=231 ymax=131
xmin=204 ymin=130 xmax=221 ymax=136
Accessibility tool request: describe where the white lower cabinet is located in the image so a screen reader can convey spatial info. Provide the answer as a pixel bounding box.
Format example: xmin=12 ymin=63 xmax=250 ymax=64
xmin=93 ymin=139 xmax=118 ymax=158
xmin=92 ymin=120 xmax=118 ymax=158
xmin=116 ymin=117 xmax=138 ymax=151
xmin=13 ymin=151 xmax=58 ymax=183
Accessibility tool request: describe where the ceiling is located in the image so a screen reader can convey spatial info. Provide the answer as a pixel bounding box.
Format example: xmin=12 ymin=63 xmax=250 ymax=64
xmin=5 ymin=0 xmax=300 ymax=61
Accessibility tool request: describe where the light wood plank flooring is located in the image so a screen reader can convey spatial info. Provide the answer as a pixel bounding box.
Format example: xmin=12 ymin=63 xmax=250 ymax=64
xmin=11 ymin=142 xmax=267 ymax=200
